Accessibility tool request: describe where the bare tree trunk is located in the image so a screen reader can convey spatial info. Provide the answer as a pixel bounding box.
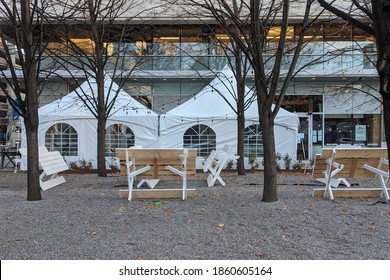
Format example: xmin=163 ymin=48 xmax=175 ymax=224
xmin=235 ymin=51 xmax=246 ymax=175
xmin=96 ymin=69 xmax=107 ymax=177
xmin=372 ymin=0 xmax=390 ymax=162
xmin=23 ymin=58 xmax=41 ymax=200
xmin=383 ymin=94 xmax=390 ymax=156
xmin=380 ymin=76 xmax=390 ymax=164
xmin=24 ymin=64 xmax=41 ymax=201
xmin=97 ymin=114 xmax=107 ymax=177
xmin=260 ymin=111 xmax=278 ymax=202
xmin=237 ymin=105 xmax=246 ymax=174
xmin=25 ymin=122 xmax=41 ymax=201
xmin=22 ymin=0 xmax=41 ymax=201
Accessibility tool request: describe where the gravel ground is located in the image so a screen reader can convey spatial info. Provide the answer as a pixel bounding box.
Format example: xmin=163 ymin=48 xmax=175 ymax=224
xmin=1 ymin=168 xmax=389 ymax=260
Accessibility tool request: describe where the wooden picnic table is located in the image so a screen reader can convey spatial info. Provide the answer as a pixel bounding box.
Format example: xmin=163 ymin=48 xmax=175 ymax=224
xmin=116 ymin=148 xmax=197 ymax=201
xmin=312 ymin=147 xmax=389 ymax=201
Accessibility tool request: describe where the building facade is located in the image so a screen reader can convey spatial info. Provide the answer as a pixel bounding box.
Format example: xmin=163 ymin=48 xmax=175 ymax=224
xmin=0 ymin=1 xmax=383 ymax=165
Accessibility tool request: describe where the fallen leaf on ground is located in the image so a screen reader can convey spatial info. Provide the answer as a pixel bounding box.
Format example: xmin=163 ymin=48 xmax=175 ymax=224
xmin=255 ymin=252 xmax=264 ymax=257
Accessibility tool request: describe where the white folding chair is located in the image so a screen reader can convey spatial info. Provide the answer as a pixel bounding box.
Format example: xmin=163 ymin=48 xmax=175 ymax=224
xmin=203 ymin=145 xmax=239 ymax=187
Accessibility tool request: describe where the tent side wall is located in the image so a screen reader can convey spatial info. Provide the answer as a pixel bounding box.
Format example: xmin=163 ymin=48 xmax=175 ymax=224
xmin=159 ymin=116 xmax=298 ymax=169
xmin=19 ymin=76 xmax=160 ymax=170
xmin=20 ymin=115 xmax=159 ymax=170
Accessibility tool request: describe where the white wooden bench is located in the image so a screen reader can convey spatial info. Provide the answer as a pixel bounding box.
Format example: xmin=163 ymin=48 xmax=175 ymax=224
xmin=312 ymin=148 xmax=389 ymax=201
xmin=116 ymin=148 xmax=197 ymax=201
xmin=15 ymin=146 xmax=49 ymax=173
xmin=18 ymin=146 xmax=69 ymax=190
xmin=38 ymin=150 xmax=69 ymax=191
xmin=202 ymin=144 xmax=239 ymax=187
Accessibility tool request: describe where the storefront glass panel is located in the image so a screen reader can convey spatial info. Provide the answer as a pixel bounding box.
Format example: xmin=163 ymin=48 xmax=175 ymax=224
xmin=324 ymin=114 xmax=381 ymax=147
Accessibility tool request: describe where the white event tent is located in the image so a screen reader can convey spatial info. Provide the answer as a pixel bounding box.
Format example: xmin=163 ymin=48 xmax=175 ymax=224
xmin=20 ymin=69 xmax=299 ymax=170
xmin=21 ymin=77 xmax=158 ymax=168
xmin=159 ymin=66 xmax=300 ymax=168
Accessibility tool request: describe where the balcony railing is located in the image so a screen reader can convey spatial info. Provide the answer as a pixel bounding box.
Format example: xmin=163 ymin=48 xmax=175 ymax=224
xmin=39 ymin=53 xmax=378 ymax=76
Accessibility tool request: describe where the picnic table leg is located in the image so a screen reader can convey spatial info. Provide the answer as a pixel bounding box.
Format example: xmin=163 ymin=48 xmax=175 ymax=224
xmin=127 ymin=172 xmax=134 ymax=201
xmin=363 ymin=163 xmax=390 ymax=202
xmin=323 ymin=170 xmax=334 ymax=201
xmin=126 ymin=165 xmax=152 ymax=201
xmin=125 ymin=152 xmax=135 ymax=201
xmin=323 ymin=180 xmax=334 ymax=200
xmin=379 ymin=174 xmax=390 ymax=201
xmin=207 ymin=163 xmax=226 ymax=187
xmin=165 ymin=149 xmax=189 ymax=201
xmin=182 ymin=176 xmax=187 ymax=201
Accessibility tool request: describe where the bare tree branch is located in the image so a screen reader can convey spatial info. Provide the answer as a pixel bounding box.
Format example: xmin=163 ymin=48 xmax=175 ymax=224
xmin=317 ymin=0 xmax=375 ymax=35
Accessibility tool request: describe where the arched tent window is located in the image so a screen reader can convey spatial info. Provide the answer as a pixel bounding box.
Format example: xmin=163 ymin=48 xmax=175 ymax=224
xmin=244 ymin=124 xmax=263 ymax=157
xmin=183 ymin=124 xmax=216 ymax=157
xmin=105 ymin=124 xmax=135 ymax=156
xmin=45 ymin=123 xmax=78 ymax=156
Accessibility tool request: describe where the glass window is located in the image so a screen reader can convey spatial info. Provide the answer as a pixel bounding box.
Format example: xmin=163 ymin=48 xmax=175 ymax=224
xmin=324 ymin=114 xmax=381 ymax=147
xmin=153 ymin=82 xmax=181 ymax=95
xmin=244 ymin=124 xmax=263 ymax=157
xmin=105 ymin=124 xmax=135 ymax=156
xmin=153 ymin=41 xmax=180 ymax=56
xmin=45 ymin=123 xmax=78 ymax=156
xmin=279 ymin=95 xmax=323 ymax=113
xmin=183 ymin=124 xmax=216 ymax=157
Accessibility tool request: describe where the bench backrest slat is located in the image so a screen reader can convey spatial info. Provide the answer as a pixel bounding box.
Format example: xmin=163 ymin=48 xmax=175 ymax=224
xmin=39 ymin=151 xmax=69 ymax=176
xmin=116 ymin=148 xmax=197 ymax=179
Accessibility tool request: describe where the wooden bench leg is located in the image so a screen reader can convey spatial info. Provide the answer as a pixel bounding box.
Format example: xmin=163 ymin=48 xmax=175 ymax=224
xmin=165 ymin=165 xmax=187 ymax=200
xmin=206 ymin=164 xmax=226 ymax=187
xmin=323 ymin=171 xmax=334 ymax=201
xmin=126 ymin=165 xmax=151 ymax=201
xmin=181 ymin=175 xmax=187 ymax=201
xmin=363 ymin=164 xmax=390 ymax=202
xmin=379 ymin=175 xmax=390 ymax=201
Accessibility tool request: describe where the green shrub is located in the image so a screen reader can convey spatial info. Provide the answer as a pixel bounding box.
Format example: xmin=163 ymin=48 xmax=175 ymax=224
xmin=248 ymin=154 xmax=260 ymax=169
xmin=283 ymin=153 xmax=292 ymax=170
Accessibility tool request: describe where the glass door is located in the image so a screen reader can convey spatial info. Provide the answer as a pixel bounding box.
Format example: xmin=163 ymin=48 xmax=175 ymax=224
xmin=296 ymin=113 xmax=313 ymax=161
